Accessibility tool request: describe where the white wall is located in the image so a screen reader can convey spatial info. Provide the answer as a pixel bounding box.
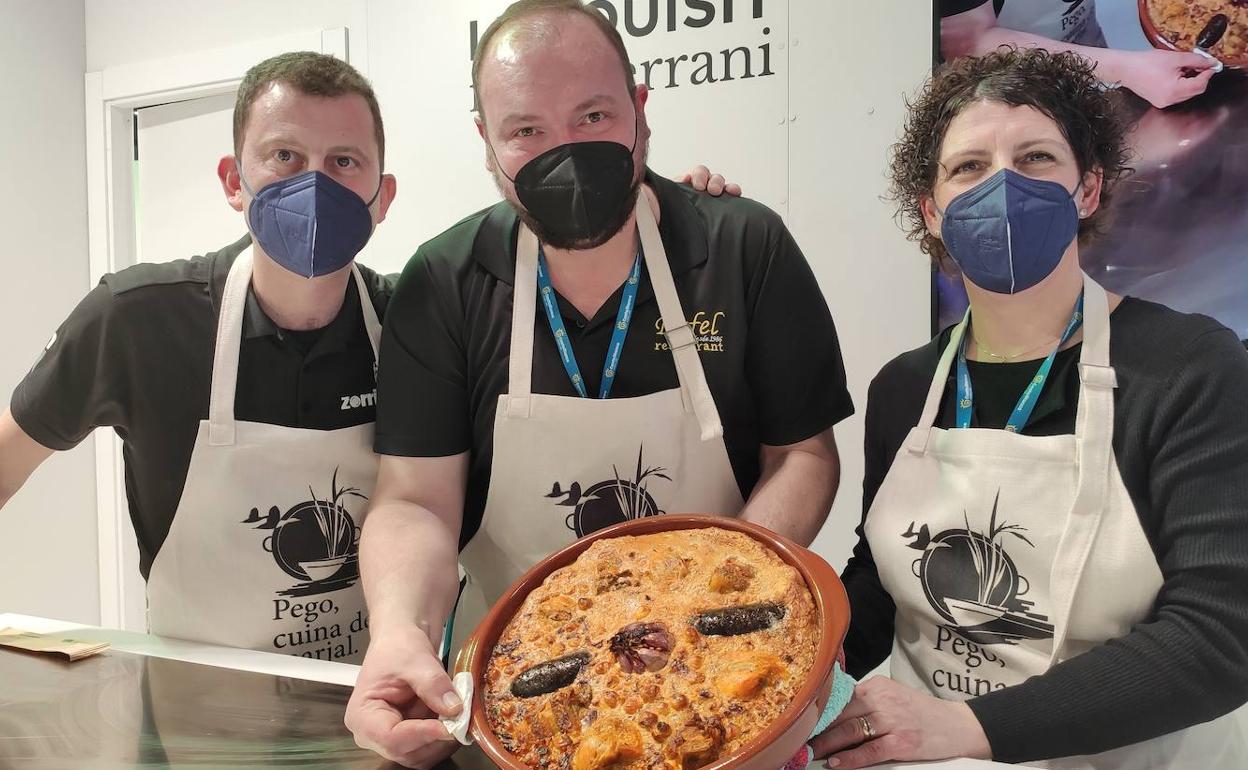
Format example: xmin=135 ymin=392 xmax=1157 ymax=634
xmin=33 ymin=0 xmax=932 ymax=626
xmin=84 ymin=0 xmax=368 ymax=72
xmin=0 ymin=0 xmax=99 ymax=623
xmin=788 ymin=3 xmax=933 ymax=569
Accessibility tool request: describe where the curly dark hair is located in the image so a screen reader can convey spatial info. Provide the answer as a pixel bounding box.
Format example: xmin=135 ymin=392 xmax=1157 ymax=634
xmin=889 ymin=47 xmax=1133 ymax=266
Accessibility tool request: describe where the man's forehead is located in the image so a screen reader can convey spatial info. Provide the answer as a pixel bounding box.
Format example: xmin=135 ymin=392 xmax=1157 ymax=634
xmin=247 ymin=84 xmax=373 ymax=129
xmin=241 ymin=84 xmax=379 ymax=157
xmin=478 ymin=14 xmax=629 ymax=111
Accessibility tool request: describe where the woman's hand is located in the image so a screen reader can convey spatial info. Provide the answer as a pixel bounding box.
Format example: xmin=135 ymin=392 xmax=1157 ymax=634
xmin=1117 ymin=49 xmax=1217 ymax=109
xmin=810 ymin=676 xmax=991 ymax=768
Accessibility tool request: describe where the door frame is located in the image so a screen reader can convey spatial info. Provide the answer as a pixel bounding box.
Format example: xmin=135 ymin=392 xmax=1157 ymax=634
xmin=84 ymin=27 xmax=356 ymax=629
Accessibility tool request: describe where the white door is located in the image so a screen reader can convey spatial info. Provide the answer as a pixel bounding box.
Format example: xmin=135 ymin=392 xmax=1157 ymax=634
xmin=135 ymin=92 xmax=243 ymax=263
xmin=106 ymin=92 xmax=244 ymax=632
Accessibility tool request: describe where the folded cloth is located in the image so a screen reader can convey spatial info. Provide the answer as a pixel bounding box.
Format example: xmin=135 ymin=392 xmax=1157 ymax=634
xmin=441 ymin=671 xmax=475 ymax=745
xmin=781 ymin=661 xmax=857 ymax=770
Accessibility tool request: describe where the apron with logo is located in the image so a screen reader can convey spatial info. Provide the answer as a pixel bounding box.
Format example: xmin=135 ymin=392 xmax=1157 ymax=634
xmin=450 ymin=197 xmax=746 ymax=655
xmin=865 ymin=274 xmax=1243 ymax=768
xmin=146 ymin=249 xmax=379 ymax=663
xmin=998 ymin=0 xmax=1106 ymax=47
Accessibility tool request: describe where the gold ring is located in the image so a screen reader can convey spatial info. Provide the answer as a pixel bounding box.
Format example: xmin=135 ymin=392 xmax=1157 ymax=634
xmin=857 ymin=715 xmax=876 ymax=740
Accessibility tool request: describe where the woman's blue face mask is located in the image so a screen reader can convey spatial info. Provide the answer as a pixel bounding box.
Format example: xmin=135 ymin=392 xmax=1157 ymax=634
xmin=934 ymin=168 xmax=1081 ymax=295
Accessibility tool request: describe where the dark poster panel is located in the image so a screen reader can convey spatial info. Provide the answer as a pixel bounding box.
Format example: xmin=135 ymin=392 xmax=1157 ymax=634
xmin=933 ymin=0 xmax=1248 ymax=344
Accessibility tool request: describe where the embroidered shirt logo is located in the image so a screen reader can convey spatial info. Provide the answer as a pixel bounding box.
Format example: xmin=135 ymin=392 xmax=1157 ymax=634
xmin=654 ymin=310 xmax=726 ymax=353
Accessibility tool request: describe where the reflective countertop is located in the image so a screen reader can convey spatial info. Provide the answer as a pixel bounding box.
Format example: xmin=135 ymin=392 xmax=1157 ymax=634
xmin=0 ymin=615 xmax=1006 ymax=770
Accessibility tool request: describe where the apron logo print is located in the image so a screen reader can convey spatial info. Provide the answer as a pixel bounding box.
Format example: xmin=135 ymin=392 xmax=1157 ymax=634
xmin=904 ymin=490 xmax=1054 ymax=646
xmin=240 ymin=467 xmax=366 ymax=598
xmin=547 ymin=445 xmax=670 ymax=538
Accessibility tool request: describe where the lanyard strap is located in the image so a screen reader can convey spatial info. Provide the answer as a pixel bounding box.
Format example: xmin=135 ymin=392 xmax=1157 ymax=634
xmin=536 ymin=246 xmax=642 ymax=399
xmin=955 ymin=293 xmax=1085 ymax=433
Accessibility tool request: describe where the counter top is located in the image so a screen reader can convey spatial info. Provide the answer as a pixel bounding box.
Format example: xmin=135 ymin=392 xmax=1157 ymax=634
xmin=0 ymin=613 xmax=1011 ymax=769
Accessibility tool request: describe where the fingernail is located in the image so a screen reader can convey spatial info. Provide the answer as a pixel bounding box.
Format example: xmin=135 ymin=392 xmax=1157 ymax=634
xmin=442 ymin=692 xmax=463 ymax=713
xmin=825 ymin=760 xmax=840 ymax=768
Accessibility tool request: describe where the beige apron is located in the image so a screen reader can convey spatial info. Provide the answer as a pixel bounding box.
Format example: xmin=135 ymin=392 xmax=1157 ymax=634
xmin=450 ymin=198 xmax=745 ymax=654
xmin=146 ymin=249 xmax=379 ymax=663
xmin=865 ymin=275 xmax=1244 ymax=768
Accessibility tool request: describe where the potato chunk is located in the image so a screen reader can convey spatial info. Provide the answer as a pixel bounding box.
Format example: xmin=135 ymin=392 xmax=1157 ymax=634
xmin=716 ymin=651 xmax=781 ymax=699
xmin=573 ymin=716 xmax=643 ymax=770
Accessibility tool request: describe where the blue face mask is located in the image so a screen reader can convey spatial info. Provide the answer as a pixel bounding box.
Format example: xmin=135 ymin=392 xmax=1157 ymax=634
xmin=239 ymin=168 xmax=380 ymax=278
xmin=935 ymin=168 xmax=1080 ymax=294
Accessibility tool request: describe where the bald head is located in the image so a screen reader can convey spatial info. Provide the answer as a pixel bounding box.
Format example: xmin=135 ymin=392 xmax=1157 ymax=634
xmin=471 ymin=1 xmax=635 ymax=122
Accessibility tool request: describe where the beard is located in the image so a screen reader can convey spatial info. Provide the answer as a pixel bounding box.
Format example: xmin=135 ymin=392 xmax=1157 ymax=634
xmin=519 ymin=179 xmax=642 ymax=250
xmin=495 ymin=141 xmax=648 ymax=250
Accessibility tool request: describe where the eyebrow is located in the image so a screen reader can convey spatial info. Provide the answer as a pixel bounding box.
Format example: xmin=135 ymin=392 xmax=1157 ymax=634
xmin=1014 ymin=138 xmax=1066 ymax=153
xmin=258 ymin=133 xmax=304 ymax=149
xmin=498 ymin=94 xmax=620 ymax=128
xmin=499 ymin=112 xmax=542 ymax=127
xmin=938 ymin=148 xmax=988 ymax=167
xmin=940 ymin=137 xmax=1065 ymax=164
xmin=572 ymin=94 xmax=617 ymax=112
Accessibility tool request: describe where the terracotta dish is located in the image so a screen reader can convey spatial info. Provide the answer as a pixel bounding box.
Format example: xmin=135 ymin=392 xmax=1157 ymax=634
xmin=1141 ymin=0 xmax=1248 ymax=67
xmin=454 ymin=515 xmax=849 ymax=770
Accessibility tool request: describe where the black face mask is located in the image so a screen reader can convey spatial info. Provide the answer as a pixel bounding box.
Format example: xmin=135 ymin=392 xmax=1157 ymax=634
xmin=494 ymin=122 xmax=641 ymax=249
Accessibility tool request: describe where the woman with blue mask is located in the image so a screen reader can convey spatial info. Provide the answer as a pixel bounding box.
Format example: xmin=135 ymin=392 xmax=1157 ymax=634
xmin=814 ymin=48 xmax=1248 ymax=769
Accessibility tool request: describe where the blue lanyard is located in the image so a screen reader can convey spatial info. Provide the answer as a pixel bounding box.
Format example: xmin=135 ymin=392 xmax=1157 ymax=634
xmin=536 ymin=247 xmax=642 ymax=399
xmin=956 ymin=293 xmax=1084 ymax=433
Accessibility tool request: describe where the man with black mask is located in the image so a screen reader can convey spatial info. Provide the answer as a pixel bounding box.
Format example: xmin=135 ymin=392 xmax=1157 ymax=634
xmin=346 ymin=3 xmax=854 ymax=765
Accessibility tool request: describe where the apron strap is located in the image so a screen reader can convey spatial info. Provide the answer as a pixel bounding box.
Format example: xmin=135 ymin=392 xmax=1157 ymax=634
xmin=352 ymin=263 xmax=383 ymax=365
xmin=635 ymin=196 xmax=724 ymax=441
xmin=507 ymin=196 xmax=724 ymax=441
xmin=1046 ymin=274 xmax=1117 ymax=665
xmin=208 ymin=252 xmax=383 ymax=446
xmin=906 ymin=310 xmax=970 ymax=454
xmin=208 ymin=250 xmax=253 ymax=446
xmin=507 ymin=225 xmax=541 ymax=417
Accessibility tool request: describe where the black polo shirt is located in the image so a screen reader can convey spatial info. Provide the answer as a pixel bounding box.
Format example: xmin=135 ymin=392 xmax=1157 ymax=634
xmin=375 ymin=171 xmax=854 ymax=546
xmin=10 ymin=235 xmax=391 ymax=578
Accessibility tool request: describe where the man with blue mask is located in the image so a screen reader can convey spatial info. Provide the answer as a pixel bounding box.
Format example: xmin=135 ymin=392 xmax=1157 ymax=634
xmin=345 ymin=1 xmax=854 ymax=765
xmin=0 ymin=51 xmax=396 ymax=662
